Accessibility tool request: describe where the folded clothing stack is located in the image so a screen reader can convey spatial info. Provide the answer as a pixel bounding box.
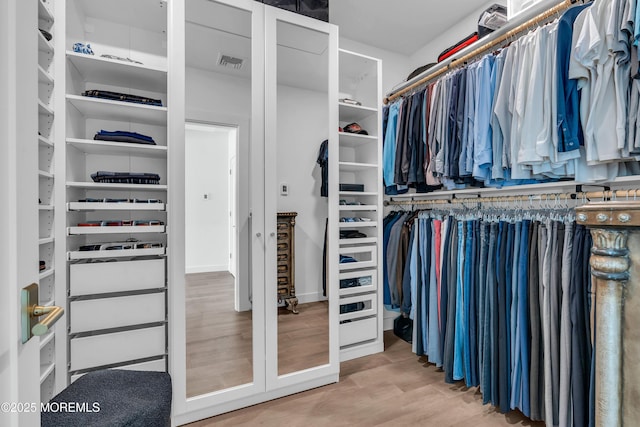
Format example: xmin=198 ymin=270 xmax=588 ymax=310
xmin=94 ymin=130 xmax=156 ymax=145
xmin=82 ymin=89 xmax=163 ymax=107
xmin=91 ymin=171 xmax=161 ymax=185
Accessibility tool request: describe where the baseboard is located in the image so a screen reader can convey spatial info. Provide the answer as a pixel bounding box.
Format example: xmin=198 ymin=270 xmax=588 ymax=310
xmin=185 ymin=265 xmax=227 ymax=274
xmin=383 ymin=308 xmax=398 ymax=331
xmin=294 ymin=291 xmax=327 ymax=305
xmin=339 ymin=339 xmax=384 ymax=362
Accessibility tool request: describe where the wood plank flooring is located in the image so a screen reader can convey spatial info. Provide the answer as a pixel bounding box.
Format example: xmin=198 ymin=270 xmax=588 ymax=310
xmin=186 ymin=271 xmax=253 ymax=397
xmin=186 ymin=272 xmax=330 ymax=397
xmin=186 ymin=331 xmax=545 ymax=427
xmin=278 ymin=301 xmax=329 ymax=375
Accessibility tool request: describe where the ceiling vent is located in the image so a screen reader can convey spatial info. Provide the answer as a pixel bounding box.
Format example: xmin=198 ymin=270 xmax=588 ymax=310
xmin=217 ymin=54 xmax=244 ymax=70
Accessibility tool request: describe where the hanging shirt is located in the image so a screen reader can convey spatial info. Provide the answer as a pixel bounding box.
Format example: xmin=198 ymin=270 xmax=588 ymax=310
xmin=556 ymin=3 xmax=591 ymax=153
xmin=473 ymin=55 xmax=495 ymax=181
xmin=383 ymin=101 xmax=401 ymax=188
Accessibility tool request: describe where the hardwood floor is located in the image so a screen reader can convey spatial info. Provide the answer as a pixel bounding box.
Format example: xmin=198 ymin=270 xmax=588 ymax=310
xmin=278 ymin=301 xmax=329 ymax=375
xmin=186 ymin=331 xmax=545 ymax=427
xmin=186 ymin=272 xmax=330 ymax=397
xmin=186 ymin=271 xmax=253 ymax=397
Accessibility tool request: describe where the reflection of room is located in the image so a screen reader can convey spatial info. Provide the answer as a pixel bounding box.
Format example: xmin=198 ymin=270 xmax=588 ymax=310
xmin=275 ymin=20 xmax=330 ymax=375
xmin=183 ymin=1 xmax=331 ymax=395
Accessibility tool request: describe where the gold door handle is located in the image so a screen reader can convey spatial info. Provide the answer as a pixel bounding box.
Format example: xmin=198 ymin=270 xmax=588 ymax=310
xmin=21 ymin=283 xmax=64 ymax=343
xmin=31 ymin=304 xmax=64 ymax=336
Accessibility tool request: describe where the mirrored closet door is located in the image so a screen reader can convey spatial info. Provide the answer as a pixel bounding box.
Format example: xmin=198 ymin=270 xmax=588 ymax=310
xmin=264 ymin=6 xmax=339 ymax=388
xmin=182 ymin=0 xmax=266 ymax=404
xmin=173 ymin=1 xmax=338 ymax=422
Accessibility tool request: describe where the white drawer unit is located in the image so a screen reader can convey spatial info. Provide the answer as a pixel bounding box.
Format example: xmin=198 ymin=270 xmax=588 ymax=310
xmin=69 ymin=258 xmax=165 ymax=296
xmin=70 ymin=326 xmax=166 ymax=372
xmin=339 ymin=270 xmax=377 ymax=297
xmin=339 ymin=245 xmax=377 ymax=271
xmin=339 ymin=293 xmax=377 ymax=322
xmin=70 ymin=292 xmax=166 ymax=333
xmin=339 ymin=317 xmax=378 ymax=347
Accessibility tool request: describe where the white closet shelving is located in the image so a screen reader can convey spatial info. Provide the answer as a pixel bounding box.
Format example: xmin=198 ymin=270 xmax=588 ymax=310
xmin=64 ymin=0 xmax=168 ymax=381
xmin=336 ymin=48 xmax=384 ymax=362
xmin=37 ymin=0 xmax=57 ymax=403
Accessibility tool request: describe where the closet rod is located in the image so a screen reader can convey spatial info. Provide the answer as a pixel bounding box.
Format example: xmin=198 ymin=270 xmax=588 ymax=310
xmin=383 ymin=0 xmax=573 ymax=105
xmin=384 ymin=189 xmax=640 ymax=207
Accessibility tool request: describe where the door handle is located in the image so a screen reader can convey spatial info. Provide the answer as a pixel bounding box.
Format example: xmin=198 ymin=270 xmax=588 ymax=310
xmin=21 ymin=283 xmax=64 ymax=343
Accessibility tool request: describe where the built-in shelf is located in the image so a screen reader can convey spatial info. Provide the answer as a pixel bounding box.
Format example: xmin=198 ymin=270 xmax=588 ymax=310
xmin=339 ymin=191 xmax=377 ymax=197
xmin=68 ymin=202 xmax=166 ymax=211
xmin=339 ymin=132 xmax=378 ymax=147
xmin=66 ymin=182 xmax=168 ymax=191
xmin=66 ymin=95 xmax=167 ymax=126
xmin=37 ymin=30 xmax=54 ymax=53
xmin=39 ymin=204 xmax=54 ymax=211
xmin=68 ymin=247 xmax=165 ymax=260
xmin=39 ymin=330 xmax=55 ymax=348
xmin=38 ymin=0 xmax=55 ymax=24
xmin=38 ymin=100 xmax=54 ymax=117
xmin=39 ymin=268 xmax=55 ymax=280
xmin=68 ymin=225 xmax=165 ymax=235
xmin=38 ymin=170 xmax=54 ymax=179
xmin=38 ymin=135 xmax=54 ymax=148
xmin=38 ymin=65 xmax=54 ymax=85
xmin=339 ymin=204 xmax=377 ymax=211
xmin=67 ymin=138 xmax=167 ymax=158
xmin=339 ymin=103 xmax=377 ymax=123
xmin=40 ymin=363 xmax=55 ymax=384
xmin=338 ymin=222 xmax=377 ymax=228
xmin=339 ymin=237 xmax=378 ymax=245
xmin=339 ymin=161 xmax=377 ymax=172
xmin=39 ymin=237 xmax=54 ymax=245
xmin=66 ymin=51 xmax=167 ymax=93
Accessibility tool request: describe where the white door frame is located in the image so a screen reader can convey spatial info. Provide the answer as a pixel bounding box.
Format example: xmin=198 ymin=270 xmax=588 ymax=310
xmin=2 ymin=0 xmax=43 ymax=425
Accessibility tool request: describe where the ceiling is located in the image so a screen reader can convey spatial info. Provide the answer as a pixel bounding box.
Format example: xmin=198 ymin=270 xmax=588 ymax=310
xmin=329 ymin=0 xmax=490 ymax=56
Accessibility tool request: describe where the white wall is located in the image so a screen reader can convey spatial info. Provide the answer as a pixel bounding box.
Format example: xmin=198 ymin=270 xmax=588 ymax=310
xmin=339 ymin=37 xmax=412 ymax=96
xmin=408 ymin=1 xmax=503 ymax=69
xmin=186 ymin=67 xmax=251 ymax=120
xmin=185 ymin=123 xmax=231 ymax=273
xmin=277 ymin=85 xmax=328 ymax=303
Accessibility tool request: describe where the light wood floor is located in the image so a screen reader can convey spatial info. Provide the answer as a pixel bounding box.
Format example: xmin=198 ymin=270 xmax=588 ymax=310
xmin=187 ymin=330 xmax=545 ymax=427
xmin=186 ymin=272 xmax=329 ymax=396
xmin=186 ymin=271 xmax=253 ymax=397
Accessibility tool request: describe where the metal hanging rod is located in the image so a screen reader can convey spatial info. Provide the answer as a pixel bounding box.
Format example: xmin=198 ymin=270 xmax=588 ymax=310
xmin=384 ymin=189 xmax=640 ymax=207
xmin=383 ymin=0 xmax=574 ymax=105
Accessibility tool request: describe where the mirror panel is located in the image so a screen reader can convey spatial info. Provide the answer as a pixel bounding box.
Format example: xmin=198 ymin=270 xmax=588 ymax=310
xmin=274 ymin=18 xmax=330 ymax=376
xmin=184 ymin=0 xmax=254 ymax=398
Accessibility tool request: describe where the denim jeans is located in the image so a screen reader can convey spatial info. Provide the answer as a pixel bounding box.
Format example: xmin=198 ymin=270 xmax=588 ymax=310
xmin=428 ymin=219 xmax=442 ymax=366
xmin=453 ymin=221 xmax=466 ymax=381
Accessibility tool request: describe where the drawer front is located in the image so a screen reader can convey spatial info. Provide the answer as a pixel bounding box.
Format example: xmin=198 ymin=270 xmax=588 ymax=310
xmin=70 ymin=326 xmax=165 ymax=371
xmin=70 ymin=258 xmax=165 ymax=296
xmin=339 ymin=293 xmax=377 ymax=322
xmin=70 ymin=358 xmax=166 ymax=383
xmin=339 ymin=270 xmax=377 ymax=296
xmin=340 ymin=317 xmax=377 ymax=347
xmin=339 ymin=246 xmax=377 ymax=271
xmin=70 ymin=292 xmax=165 ymax=333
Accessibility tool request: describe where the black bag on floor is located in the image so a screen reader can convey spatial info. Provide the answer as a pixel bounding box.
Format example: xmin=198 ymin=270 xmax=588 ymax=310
xmin=394 ymin=314 xmax=412 ymax=344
